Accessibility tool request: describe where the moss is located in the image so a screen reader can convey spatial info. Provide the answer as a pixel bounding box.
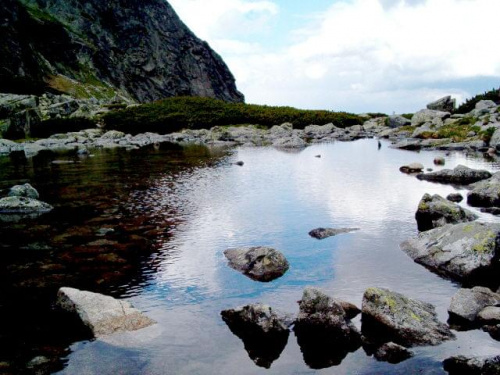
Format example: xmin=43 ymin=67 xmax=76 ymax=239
xmin=46 ymin=74 xmax=116 ymax=100
xmin=418 ymin=201 xmax=429 ymax=211
xmin=463 ymin=224 xmax=474 ymax=233
xmin=401 ymin=113 xmax=413 ymax=120
xmin=471 ymin=230 xmax=496 ymax=254
xmin=410 ymin=311 xmax=422 ymax=322
xmin=397 ymin=125 xmax=416 ymax=133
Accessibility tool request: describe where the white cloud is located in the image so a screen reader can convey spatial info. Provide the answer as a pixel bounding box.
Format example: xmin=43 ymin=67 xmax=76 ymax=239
xmin=169 ymin=0 xmax=500 ymax=113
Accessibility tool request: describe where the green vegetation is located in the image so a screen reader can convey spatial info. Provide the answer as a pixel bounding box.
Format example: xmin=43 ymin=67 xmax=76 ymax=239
xmin=401 ymin=113 xmax=414 ymax=120
xmin=413 ymin=122 xmax=487 ymax=143
xmin=30 ymin=117 xmax=97 ymax=138
xmin=102 ymin=96 xmax=363 ymax=135
xmin=455 ymin=87 xmax=500 ymax=114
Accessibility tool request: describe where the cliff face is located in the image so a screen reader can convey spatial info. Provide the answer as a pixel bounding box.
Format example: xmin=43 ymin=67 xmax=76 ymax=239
xmin=0 ymin=0 xmax=244 ymax=103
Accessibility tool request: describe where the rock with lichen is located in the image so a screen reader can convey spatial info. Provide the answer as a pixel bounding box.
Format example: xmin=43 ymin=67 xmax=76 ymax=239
xmin=401 ymin=222 xmax=500 ymax=283
xmin=416 ymin=165 xmax=491 ymax=185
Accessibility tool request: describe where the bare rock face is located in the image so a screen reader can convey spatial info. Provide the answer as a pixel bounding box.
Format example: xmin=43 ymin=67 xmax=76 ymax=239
xmin=0 ymin=0 xmax=244 ymax=103
xmin=56 ymin=287 xmax=155 ymax=337
xmin=361 ymin=287 xmax=455 ymax=347
xmin=223 ymin=246 xmax=289 ymax=282
xmin=400 ymin=222 xmax=500 ymax=283
xmin=415 ymin=193 xmax=477 ymax=231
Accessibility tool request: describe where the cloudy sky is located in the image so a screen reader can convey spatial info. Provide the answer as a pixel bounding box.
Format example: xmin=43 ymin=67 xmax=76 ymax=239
xmin=169 ymin=0 xmax=500 ymax=114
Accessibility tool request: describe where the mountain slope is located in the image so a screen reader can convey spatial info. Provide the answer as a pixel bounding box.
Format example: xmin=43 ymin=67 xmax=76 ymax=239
xmin=0 ymin=0 xmax=244 ymax=103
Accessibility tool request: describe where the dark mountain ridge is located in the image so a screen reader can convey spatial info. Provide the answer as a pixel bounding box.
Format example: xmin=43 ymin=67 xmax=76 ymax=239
xmin=0 ymin=0 xmax=244 ymax=103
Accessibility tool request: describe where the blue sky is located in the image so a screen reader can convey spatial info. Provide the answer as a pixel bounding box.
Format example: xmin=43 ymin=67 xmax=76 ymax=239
xmin=169 ymin=0 xmax=500 ymax=114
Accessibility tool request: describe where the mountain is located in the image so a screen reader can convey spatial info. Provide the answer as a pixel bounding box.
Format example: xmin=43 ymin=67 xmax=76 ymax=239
xmin=0 ymin=0 xmax=244 ymax=103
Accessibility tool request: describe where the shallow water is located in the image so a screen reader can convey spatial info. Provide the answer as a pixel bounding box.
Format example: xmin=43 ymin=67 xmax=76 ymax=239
xmin=1 ymin=139 xmax=500 ymax=374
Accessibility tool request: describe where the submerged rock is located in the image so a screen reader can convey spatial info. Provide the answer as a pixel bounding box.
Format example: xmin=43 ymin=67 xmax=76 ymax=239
xmin=221 ymin=304 xmax=290 ymax=369
xmin=416 ymin=165 xmax=491 ymax=185
xmin=399 ymin=163 xmax=424 ymax=173
xmin=467 ymin=172 xmax=500 ymax=208
xmin=373 ymin=342 xmax=413 ymax=364
xmin=448 ymin=287 xmax=500 ymax=324
xmin=361 ymin=287 xmax=455 ymax=347
xmin=308 ymin=227 xmax=360 ymax=239
xmin=0 ymin=196 xmax=53 ymax=213
xmin=56 ymin=287 xmax=155 ymax=337
xmin=400 ymin=222 xmax=500 ymax=283
xmin=294 ymin=288 xmax=361 ymax=369
xmin=7 ymin=183 xmax=39 ymax=199
xmin=223 ymin=246 xmax=289 ymax=282
xmin=443 ymin=355 xmax=500 ymax=375
xmin=415 ymin=193 xmax=477 ymax=231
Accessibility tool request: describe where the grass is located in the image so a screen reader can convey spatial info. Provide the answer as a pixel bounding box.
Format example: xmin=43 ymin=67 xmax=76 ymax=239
xmin=46 ymin=74 xmax=116 ymax=100
xmin=102 ymin=96 xmax=363 ymax=135
xmin=414 ymin=123 xmax=481 ymax=143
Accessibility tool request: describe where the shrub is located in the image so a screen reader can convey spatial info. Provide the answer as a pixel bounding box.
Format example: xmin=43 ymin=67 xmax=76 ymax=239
xmin=102 ymin=96 xmax=362 ymax=134
xmin=30 ymin=117 xmax=97 ymax=138
xmin=455 ymin=88 xmax=500 ymax=114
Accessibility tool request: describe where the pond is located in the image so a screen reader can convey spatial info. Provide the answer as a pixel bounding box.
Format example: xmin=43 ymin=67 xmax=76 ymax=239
xmin=1 ymin=139 xmax=499 ymax=374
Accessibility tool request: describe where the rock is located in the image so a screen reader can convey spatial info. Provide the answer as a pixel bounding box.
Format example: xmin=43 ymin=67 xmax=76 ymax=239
xmin=416 ymin=165 xmax=492 ymax=185
xmin=415 ymin=193 xmax=477 ymax=231
xmin=399 ymin=162 xmax=424 ymax=173
xmin=308 ymin=227 xmax=360 ymax=239
xmin=4 ymin=108 xmax=42 ymax=139
xmin=391 ymin=139 xmax=422 ymax=150
xmin=0 ymin=196 xmax=53 ymax=213
xmin=468 ymin=172 xmax=500 ymax=207
xmin=427 ymin=96 xmax=456 ymax=112
xmin=447 ymin=193 xmax=463 ymax=203
xmin=361 ymin=287 xmax=454 ymax=347
xmin=234 ymin=161 xmax=244 ymax=166
xmin=221 ymin=304 xmax=290 ymax=368
xmin=26 ymin=355 xmax=50 ymax=369
xmin=101 ymin=130 xmax=126 ymax=139
xmin=373 ymin=342 xmax=413 ymax=364
xmin=7 ymin=183 xmax=40 ymax=199
xmin=272 ymin=135 xmax=306 ymax=148
xmin=56 ymin=287 xmax=155 ymax=337
xmin=294 ymin=288 xmax=361 ymax=369
xmin=401 ymin=222 xmax=500 ymax=283
xmin=434 ymin=156 xmax=445 ymax=165
xmin=476 ymin=100 xmax=497 ymax=111
xmin=483 ymin=324 xmax=500 ymax=340
xmin=478 ymin=306 xmax=500 ymax=324
xmin=304 ymin=123 xmax=336 ymax=138
xmin=448 ymin=287 xmax=500 ymax=323
xmin=387 ymin=115 xmax=411 ymax=128
xmin=411 ymin=109 xmax=450 ymax=127
xmin=443 ymin=355 xmax=500 ymax=375
xmin=489 ymin=128 xmax=500 ymax=150
xmin=482 ymin=207 xmax=500 ymax=216
xmin=223 ymin=246 xmax=289 ymax=282
xmin=45 ymin=99 xmax=80 ymax=118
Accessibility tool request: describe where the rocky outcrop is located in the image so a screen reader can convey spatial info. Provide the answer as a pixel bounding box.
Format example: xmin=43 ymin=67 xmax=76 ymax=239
xmin=308 ymin=227 xmax=360 ymax=239
xmin=294 ymin=288 xmax=361 ymax=369
xmin=448 ymin=287 xmax=500 ymax=324
xmin=444 ymin=355 xmax=500 ymax=375
xmin=427 ymin=96 xmax=456 ymax=113
xmin=416 ymin=165 xmax=492 ymax=185
xmin=411 ymin=109 xmax=450 ymax=127
xmin=223 ymin=246 xmax=289 ymax=282
xmin=415 ymin=193 xmax=477 ymax=231
xmin=361 ymin=287 xmax=454 ymax=347
xmin=56 ymin=287 xmax=155 ymax=337
xmin=0 ymin=0 xmax=243 ymax=103
xmin=467 ymin=172 xmax=500 ymax=208
xmin=401 ymin=222 xmax=500 ymax=283
xmin=221 ymin=304 xmax=290 ymax=368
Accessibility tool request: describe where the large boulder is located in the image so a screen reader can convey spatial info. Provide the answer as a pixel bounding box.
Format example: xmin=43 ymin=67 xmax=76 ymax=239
xmin=448 ymin=287 xmax=500 ymax=323
xmin=387 ymin=115 xmax=411 ymax=128
xmin=221 ymin=304 xmax=290 ymax=369
xmin=411 ymin=109 xmax=450 ymax=127
xmin=294 ymin=287 xmax=361 ymax=369
xmin=401 ymin=222 xmax=500 ymax=283
xmin=426 ymin=96 xmax=456 ymax=112
xmin=443 ymin=355 xmax=500 ymax=375
xmin=468 ymin=172 xmax=500 ymax=207
xmin=361 ymin=287 xmax=454 ymax=347
xmin=416 ymin=165 xmax=492 ymax=185
xmin=0 ymin=196 xmax=53 ymax=213
xmin=223 ymin=246 xmax=289 ymax=282
xmin=56 ymin=287 xmax=155 ymax=337
xmin=8 ymin=183 xmax=39 ymax=199
xmin=308 ymin=227 xmax=359 ymax=239
xmin=415 ymin=193 xmax=477 ymax=231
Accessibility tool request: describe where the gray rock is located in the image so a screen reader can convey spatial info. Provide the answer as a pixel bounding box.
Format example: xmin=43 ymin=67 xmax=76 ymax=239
xmin=411 ymin=109 xmax=450 ymax=127
xmin=443 ymin=355 xmax=500 ymax=375
xmin=101 ymin=130 xmax=126 ymax=139
xmin=427 ymin=96 xmax=456 ymax=112
xmin=401 ymin=222 xmax=500 ymax=282
xmin=0 ymin=196 xmax=53 ymax=213
xmin=224 ymin=246 xmax=289 ymax=282
xmin=5 ymin=108 xmax=42 ymax=139
xmin=416 ymin=164 xmax=492 ymax=185
xmin=304 ymin=123 xmax=336 ymax=138
xmin=45 ymin=99 xmax=80 ymax=118
xmin=7 ymin=183 xmax=39 ymax=199
xmin=468 ymin=172 xmax=500 ymax=207
xmin=415 ymin=193 xmax=477 ymax=231
xmin=489 ymin=128 xmax=500 ymax=150
xmin=391 ymin=139 xmax=422 ymax=150
xmin=272 ymin=135 xmax=306 ymax=148
xmin=434 ymin=156 xmax=445 ymax=165
xmin=448 ymin=287 xmax=500 ymax=323
xmin=400 ymin=162 xmax=424 ymax=173
xmin=308 ymin=227 xmax=360 ymax=239
xmin=476 ymin=100 xmax=497 ymax=111
xmin=221 ymin=304 xmax=290 ymax=334
xmin=0 ymin=94 xmax=38 ymax=118
xmin=387 ymin=115 xmax=411 ymax=128
xmin=56 ymin=287 xmax=155 ymax=337
xmin=373 ymin=342 xmax=413 ymax=364
xmin=447 ymin=193 xmax=463 ymax=203
xmin=478 ymin=306 xmax=500 ymax=324
xmin=361 ymin=287 xmax=455 ymax=347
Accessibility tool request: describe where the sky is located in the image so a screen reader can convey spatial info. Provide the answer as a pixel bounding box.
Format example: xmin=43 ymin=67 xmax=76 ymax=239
xmin=169 ymin=0 xmax=500 ymax=114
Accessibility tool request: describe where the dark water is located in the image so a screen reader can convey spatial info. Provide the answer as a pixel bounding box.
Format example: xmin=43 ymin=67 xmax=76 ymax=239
xmin=1 ymin=139 xmax=500 ymax=374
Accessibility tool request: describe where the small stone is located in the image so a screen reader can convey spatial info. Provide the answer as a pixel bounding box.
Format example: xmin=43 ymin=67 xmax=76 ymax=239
xmin=234 ymin=161 xmax=244 ymax=166
xmin=400 ymin=163 xmax=424 ymax=173
xmin=308 ymin=227 xmax=360 ymax=239
xmin=447 ymin=193 xmax=463 ymax=203
xmin=434 ymin=157 xmax=445 ymax=165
